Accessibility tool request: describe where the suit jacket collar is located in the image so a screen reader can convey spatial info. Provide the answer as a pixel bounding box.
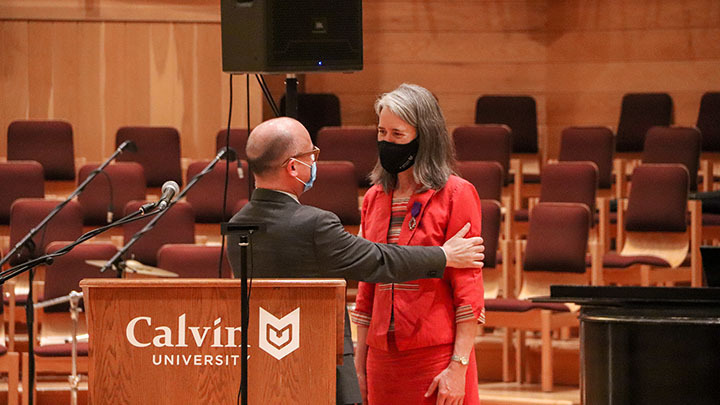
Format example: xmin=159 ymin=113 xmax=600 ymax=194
xmin=251 ymin=188 xmax=301 ymax=204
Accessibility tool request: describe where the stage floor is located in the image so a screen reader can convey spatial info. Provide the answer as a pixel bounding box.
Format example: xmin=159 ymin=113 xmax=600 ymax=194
xmin=479 ymin=382 xmax=580 ymax=405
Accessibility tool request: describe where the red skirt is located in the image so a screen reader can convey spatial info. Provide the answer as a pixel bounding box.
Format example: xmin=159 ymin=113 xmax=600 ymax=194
xmin=366 ymin=334 xmax=480 ymax=404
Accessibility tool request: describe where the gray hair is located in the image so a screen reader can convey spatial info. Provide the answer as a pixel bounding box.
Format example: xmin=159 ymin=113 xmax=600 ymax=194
xmin=370 ymin=83 xmax=456 ymax=192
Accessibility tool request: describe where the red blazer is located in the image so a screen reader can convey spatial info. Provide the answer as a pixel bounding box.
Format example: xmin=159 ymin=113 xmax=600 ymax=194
xmin=351 ymin=175 xmax=485 ymax=351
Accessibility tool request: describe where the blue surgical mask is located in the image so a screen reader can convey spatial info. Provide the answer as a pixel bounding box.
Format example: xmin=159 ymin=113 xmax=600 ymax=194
xmin=292 ymin=159 xmax=317 ymax=193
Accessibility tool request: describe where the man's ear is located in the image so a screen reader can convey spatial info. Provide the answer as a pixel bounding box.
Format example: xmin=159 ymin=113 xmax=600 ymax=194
xmin=285 ymin=160 xmax=298 ymax=177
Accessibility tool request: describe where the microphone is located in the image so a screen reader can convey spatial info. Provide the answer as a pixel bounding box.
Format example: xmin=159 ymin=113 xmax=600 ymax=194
xmin=219 ymin=146 xmax=238 ymax=162
xmin=139 ymin=180 xmax=179 ymax=214
xmin=157 ymin=181 xmax=180 ymax=210
xmin=117 ymin=140 xmax=137 ymax=153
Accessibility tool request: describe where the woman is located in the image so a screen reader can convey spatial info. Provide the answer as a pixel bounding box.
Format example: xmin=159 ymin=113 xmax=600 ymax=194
xmin=351 ymin=83 xmax=484 ymax=404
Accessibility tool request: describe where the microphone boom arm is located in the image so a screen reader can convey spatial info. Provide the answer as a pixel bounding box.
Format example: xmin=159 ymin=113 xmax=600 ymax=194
xmin=100 ymin=147 xmax=235 ymax=273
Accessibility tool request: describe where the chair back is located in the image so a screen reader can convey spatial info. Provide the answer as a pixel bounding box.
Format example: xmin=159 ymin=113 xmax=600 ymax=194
xmin=7 ymin=120 xmax=75 ymax=180
xmin=77 ymin=162 xmax=147 ymax=225
xmin=9 ymin=199 xmax=83 ymax=265
xmin=539 ymin=162 xmax=599 ymax=214
xmin=626 ymin=164 xmax=689 ymax=233
xmin=559 ymin=127 xmax=614 ymax=189
xmin=43 ymin=242 xmax=117 ymax=313
xmin=481 ymin=200 xmax=503 ymax=299
xmin=300 ymin=161 xmax=360 ymax=225
xmin=475 ymin=95 xmax=537 ymax=154
xmin=698 ymin=92 xmax=720 ymax=152
xmin=116 ymin=126 xmax=182 ymax=187
xmin=316 ymin=127 xmax=377 ymax=187
xmin=616 ymin=93 xmax=673 ymax=152
xmin=280 ymin=93 xmax=341 ymax=142
xmin=185 ymin=160 xmax=250 ymax=222
xmin=122 ymin=201 xmax=195 ymax=265
xmin=0 ymin=161 xmax=45 ymax=224
xmin=157 ymin=244 xmax=232 ymax=278
xmin=525 ymin=202 xmax=591 ymax=274
xmin=215 ymin=129 xmax=249 ymax=161
xmin=456 ymin=161 xmax=503 ymax=201
xmin=642 ymin=126 xmax=701 ymax=191
xmin=453 ymin=125 xmax=512 ymax=185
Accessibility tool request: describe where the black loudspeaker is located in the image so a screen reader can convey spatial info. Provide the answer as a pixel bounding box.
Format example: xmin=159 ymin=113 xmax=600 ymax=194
xmin=221 ymin=0 xmax=363 ymax=73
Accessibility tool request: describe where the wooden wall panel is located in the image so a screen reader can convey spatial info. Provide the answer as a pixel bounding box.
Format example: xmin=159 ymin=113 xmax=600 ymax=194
xmin=0 ymin=14 xmax=261 ymax=162
xmin=0 ymin=21 xmax=29 ymax=157
xmin=302 ymin=0 xmax=720 ymax=160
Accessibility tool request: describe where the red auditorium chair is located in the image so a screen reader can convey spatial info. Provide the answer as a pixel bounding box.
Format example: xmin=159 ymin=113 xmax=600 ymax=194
xmin=642 ymin=126 xmax=702 ymax=192
xmin=511 ymin=162 xmax=599 ymax=242
xmin=280 ymin=93 xmax=341 ymax=143
xmin=115 ymin=126 xmax=182 ymax=187
xmin=23 ymin=242 xmax=117 ymax=405
xmin=0 ymin=162 xmax=45 ymax=226
xmin=122 ymin=201 xmax=195 ymax=266
xmin=76 ymin=162 xmax=147 ymax=226
xmin=0 ymin=162 xmax=45 ymax=255
xmin=475 ymin=96 xmax=542 ymax=207
xmin=615 ymin=93 xmax=673 ymax=156
xmin=453 ymin=125 xmax=512 ymax=186
xmin=456 ymin=161 xmax=510 ymax=239
xmin=698 ymin=92 xmax=720 ymax=152
xmin=7 ymin=120 xmax=75 ymax=181
xmin=8 ymin=199 xmax=83 ymax=266
xmin=475 ymin=95 xmax=538 ymax=155
xmin=185 ymin=160 xmax=250 ymax=223
xmin=484 ymin=202 xmax=600 ymax=392
xmin=316 ymin=127 xmax=377 ymax=187
xmin=456 ymin=161 xmax=504 ymax=202
xmin=453 ymin=125 xmax=518 ymax=216
xmin=215 ymin=129 xmax=249 ymax=161
xmin=558 ymin=127 xmax=618 ymax=249
xmin=558 ymin=126 xmax=616 ymax=197
xmin=299 ymin=161 xmax=360 ymax=231
xmin=157 ymin=244 xmax=233 ymax=278
xmin=697 ymin=92 xmax=720 ymax=191
xmin=603 ymin=164 xmax=701 ymax=287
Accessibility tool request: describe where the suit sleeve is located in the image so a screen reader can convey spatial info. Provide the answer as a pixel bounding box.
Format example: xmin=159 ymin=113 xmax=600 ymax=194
xmin=312 ymin=210 xmax=446 ymax=284
xmin=444 ymin=182 xmax=486 ymax=324
xmin=351 ymin=196 xmax=375 ymax=327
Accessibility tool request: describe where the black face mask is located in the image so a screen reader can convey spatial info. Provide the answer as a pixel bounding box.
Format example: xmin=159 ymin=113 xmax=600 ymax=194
xmin=377 ymin=138 xmax=419 ymax=174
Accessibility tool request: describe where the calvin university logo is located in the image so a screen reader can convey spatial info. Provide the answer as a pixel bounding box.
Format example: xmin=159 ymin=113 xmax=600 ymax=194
xmin=258 ymin=307 xmax=300 ymax=360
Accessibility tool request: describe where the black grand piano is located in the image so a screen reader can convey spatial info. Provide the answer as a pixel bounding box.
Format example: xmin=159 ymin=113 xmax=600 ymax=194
xmin=541 ymin=286 xmax=720 ymax=405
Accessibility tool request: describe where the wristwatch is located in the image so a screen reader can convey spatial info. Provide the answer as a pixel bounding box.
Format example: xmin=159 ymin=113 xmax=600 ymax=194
xmin=451 ymin=354 xmax=469 ymax=366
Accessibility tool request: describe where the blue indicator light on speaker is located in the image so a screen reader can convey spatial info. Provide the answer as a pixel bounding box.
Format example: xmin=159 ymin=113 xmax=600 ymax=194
xmin=318 ymin=61 xmax=323 ymax=66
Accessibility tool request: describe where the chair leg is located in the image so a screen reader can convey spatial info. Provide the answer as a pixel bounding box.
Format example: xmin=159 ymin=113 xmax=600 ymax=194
xmin=6 ymin=352 xmax=18 ymax=405
xmin=541 ymin=310 xmax=554 ymax=392
xmin=21 ymin=353 xmax=28 ymax=405
xmin=502 ymin=328 xmax=512 ymax=382
xmin=640 ymin=265 xmax=651 ymax=286
xmin=516 ymin=329 xmax=526 ymax=384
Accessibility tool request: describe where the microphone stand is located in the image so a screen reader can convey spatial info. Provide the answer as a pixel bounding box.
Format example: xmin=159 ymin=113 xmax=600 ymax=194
xmin=100 ymin=147 xmax=237 ymax=274
xmin=0 ymin=140 xmax=135 ymax=405
xmin=0 ymin=205 xmax=160 ymax=405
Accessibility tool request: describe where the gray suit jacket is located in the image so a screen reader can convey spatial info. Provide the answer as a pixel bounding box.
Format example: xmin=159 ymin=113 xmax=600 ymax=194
xmin=227 ymin=189 xmax=446 ymax=404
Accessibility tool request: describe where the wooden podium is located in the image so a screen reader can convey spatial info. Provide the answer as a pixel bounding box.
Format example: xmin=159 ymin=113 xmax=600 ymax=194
xmin=80 ymin=279 xmax=345 ymax=404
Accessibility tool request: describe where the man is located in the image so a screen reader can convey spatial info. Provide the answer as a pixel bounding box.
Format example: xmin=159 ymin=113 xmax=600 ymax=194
xmin=227 ymin=117 xmax=484 ymax=405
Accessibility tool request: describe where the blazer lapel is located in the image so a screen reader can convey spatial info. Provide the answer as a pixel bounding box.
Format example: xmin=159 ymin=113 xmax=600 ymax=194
xmin=398 ymin=189 xmax=436 ymax=246
xmin=372 ymin=190 xmax=393 ymax=244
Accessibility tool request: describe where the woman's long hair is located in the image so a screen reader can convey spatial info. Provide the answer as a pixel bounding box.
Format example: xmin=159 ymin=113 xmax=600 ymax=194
xmin=369 ymin=83 xmax=456 ymax=193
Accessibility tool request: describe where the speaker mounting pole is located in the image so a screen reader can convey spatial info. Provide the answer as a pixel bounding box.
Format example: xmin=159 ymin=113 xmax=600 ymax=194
xmin=285 ymin=74 xmax=298 ymax=119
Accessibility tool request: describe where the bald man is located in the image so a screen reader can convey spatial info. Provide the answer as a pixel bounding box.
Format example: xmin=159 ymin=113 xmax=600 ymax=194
xmin=227 ymin=117 xmax=484 ymax=405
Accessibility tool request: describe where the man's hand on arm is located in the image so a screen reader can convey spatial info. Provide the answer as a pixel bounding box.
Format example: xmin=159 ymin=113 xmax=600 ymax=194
xmin=441 ymin=223 xmax=485 ymax=269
